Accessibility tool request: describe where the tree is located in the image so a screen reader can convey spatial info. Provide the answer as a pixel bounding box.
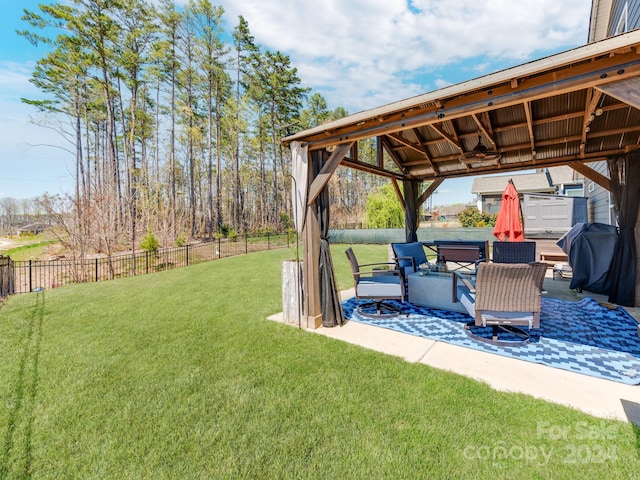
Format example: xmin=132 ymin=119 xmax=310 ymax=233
xmin=364 ymin=183 xmax=404 ymax=229
xmin=18 ymin=0 xmax=361 ymax=254
xmin=457 ymin=207 xmax=497 ymax=227
xmin=113 ymin=0 xmax=157 ymax=257
xmin=157 ymin=0 xmax=182 ymax=238
xmin=250 ymin=50 xmax=309 ymax=220
xmin=299 ymin=92 xmax=329 ymax=129
xmin=231 ymin=15 xmax=258 ymax=231
xmin=189 ymin=0 xmax=229 ymax=237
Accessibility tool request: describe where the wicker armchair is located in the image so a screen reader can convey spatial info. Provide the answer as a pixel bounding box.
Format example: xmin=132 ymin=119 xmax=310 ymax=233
xmin=492 ymin=241 xmax=537 ymax=263
xmin=453 ymin=262 xmax=547 ymax=344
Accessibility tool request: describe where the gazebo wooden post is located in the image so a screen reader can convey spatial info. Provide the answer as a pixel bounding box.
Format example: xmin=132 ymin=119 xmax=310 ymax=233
xmin=636 ymin=211 xmax=640 ymax=306
xmin=301 ymin=150 xmax=323 ymax=329
xmin=300 ymin=145 xmax=353 ymax=328
xmin=301 ymin=204 xmax=322 ymax=329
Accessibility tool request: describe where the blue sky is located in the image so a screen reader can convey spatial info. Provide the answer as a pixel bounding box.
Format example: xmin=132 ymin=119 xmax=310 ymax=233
xmin=0 ymin=0 xmax=592 ymax=205
xmin=1 ymin=1 xmax=78 ymax=199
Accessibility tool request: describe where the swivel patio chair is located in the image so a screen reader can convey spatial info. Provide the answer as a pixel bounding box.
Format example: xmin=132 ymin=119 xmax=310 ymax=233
xmin=345 ymin=247 xmax=405 ymax=318
xmin=453 ymin=262 xmax=547 ymax=345
xmin=390 ymin=241 xmax=428 ymax=279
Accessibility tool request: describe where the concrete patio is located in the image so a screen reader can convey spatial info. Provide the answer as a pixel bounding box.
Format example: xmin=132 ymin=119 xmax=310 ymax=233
xmin=300 ymin=271 xmax=640 ymax=425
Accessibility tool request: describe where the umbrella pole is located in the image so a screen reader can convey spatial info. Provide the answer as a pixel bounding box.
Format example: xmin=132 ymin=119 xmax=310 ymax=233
xmin=508 ymin=179 xmax=525 ymax=237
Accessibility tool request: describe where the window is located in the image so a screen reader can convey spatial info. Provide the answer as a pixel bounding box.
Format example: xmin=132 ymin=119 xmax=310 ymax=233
xmin=565 ymin=185 xmax=585 ymax=197
xmin=615 ymin=1 xmax=629 ymax=35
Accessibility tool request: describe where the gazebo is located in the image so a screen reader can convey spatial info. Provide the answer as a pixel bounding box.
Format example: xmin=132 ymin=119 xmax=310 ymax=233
xmin=282 ymin=30 xmax=640 ymax=328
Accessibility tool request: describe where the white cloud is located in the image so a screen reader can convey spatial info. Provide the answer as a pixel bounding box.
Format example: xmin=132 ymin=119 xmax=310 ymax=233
xmin=433 ymin=78 xmax=452 ymax=90
xmin=214 ymin=0 xmax=590 ymax=112
xmin=7 ymin=0 xmax=591 ymax=201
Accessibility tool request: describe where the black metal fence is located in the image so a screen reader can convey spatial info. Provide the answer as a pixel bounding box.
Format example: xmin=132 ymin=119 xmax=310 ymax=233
xmin=2 ymin=232 xmax=292 ymax=295
xmin=0 ymin=256 xmax=14 ymax=300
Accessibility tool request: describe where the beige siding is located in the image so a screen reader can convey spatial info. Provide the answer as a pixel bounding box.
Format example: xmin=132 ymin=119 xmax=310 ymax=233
xmin=590 ymin=0 xmax=614 ymax=41
xmin=585 ymin=161 xmax=614 ymax=225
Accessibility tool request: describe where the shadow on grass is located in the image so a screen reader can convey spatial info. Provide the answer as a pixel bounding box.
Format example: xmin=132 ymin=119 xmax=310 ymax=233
xmin=621 ymin=399 xmax=640 ymax=461
xmin=1 ymin=289 xmax=45 ymax=478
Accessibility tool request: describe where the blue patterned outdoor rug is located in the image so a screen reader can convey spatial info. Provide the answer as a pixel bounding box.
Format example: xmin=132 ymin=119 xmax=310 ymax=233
xmin=343 ymin=297 xmax=640 ymax=385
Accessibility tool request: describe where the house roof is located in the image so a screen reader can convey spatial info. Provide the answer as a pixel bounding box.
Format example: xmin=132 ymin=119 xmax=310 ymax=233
xmin=283 ymin=29 xmax=640 ymax=185
xmin=471 ymin=173 xmax=554 ymax=196
xmin=547 ymin=165 xmax=583 ymax=185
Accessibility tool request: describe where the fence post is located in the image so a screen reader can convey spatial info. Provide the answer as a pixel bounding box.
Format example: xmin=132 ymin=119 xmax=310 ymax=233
xmin=95 ymin=258 xmax=98 ymax=282
xmin=29 ymin=259 xmax=33 ymax=293
xmin=218 ymin=237 xmax=221 ymax=258
xmin=245 ymin=232 xmax=248 ymax=254
xmin=145 ymin=251 xmax=149 ymax=274
xmin=267 ymin=232 xmax=270 ymax=250
xmin=186 ymin=244 xmax=189 ymax=266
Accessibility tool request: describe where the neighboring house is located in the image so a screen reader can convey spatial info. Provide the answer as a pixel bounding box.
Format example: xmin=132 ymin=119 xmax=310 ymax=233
xmin=17 ymin=223 xmax=46 ymax=236
xmin=433 ymin=204 xmax=468 ymax=222
xmin=548 ymin=166 xmax=586 ymax=197
xmin=471 ymin=167 xmax=584 ymax=215
xmin=587 ymin=0 xmax=640 ymax=225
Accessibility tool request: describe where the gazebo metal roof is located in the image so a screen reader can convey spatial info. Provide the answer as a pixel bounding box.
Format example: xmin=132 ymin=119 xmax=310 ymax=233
xmin=283 ymin=30 xmax=640 ymax=188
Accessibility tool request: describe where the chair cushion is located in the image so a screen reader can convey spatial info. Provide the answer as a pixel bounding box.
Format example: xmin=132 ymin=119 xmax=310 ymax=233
xmin=456 ymin=285 xmax=476 ymax=317
xmin=481 ymin=311 xmax=536 ymax=328
xmin=391 ymin=242 xmax=427 ymax=269
xmin=357 ymin=276 xmax=402 ymax=298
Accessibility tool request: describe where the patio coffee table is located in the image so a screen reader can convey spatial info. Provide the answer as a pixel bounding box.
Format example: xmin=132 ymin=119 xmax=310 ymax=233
xmin=407 ymin=271 xmax=468 ymax=313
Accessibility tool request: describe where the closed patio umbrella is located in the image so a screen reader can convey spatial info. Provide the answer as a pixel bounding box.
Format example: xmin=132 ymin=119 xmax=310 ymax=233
xmin=493 ymin=180 xmax=524 ymax=242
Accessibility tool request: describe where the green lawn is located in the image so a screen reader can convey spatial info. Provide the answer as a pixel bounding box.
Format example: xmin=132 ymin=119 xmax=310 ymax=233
xmin=1 ymin=246 xmax=639 ymax=479
xmin=0 ymin=239 xmax=58 ymax=261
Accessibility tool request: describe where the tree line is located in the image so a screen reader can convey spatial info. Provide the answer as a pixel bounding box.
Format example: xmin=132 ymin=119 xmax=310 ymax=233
xmin=17 ymin=0 xmax=386 ymax=256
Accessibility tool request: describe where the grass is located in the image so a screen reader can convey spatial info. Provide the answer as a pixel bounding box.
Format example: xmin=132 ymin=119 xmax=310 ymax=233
xmin=1 ymin=245 xmax=640 ymax=478
xmin=0 ymin=232 xmax=58 ymax=261
xmin=1 ymin=241 xmax=58 ymax=260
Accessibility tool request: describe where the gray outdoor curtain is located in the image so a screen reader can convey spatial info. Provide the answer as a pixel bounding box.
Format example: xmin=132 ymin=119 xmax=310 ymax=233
xmin=291 ymin=141 xmax=308 ymax=234
xmin=606 ymin=151 xmax=640 ymax=307
xmin=315 ymin=155 xmax=346 ymax=327
xmin=403 ymin=179 xmax=421 ymax=242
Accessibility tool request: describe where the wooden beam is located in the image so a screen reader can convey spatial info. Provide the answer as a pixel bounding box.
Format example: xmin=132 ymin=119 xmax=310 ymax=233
xmin=568 ymin=161 xmax=611 ymax=191
xmin=417 ymin=178 xmax=444 ymax=209
xmin=376 ymin=136 xmax=383 ymax=167
xmin=302 ymin=201 xmax=322 ymax=328
xmin=380 ymin=136 xmax=409 ymax=174
xmin=406 ymin=152 xmax=617 ymax=181
xmin=391 ymin=178 xmax=406 ymax=211
xmin=523 ymin=101 xmax=536 ymax=158
xmin=341 ymin=158 xmax=405 ymax=180
xmin=412 ymin=128 xmax=439 ymax=174
xmin=596 ymin=77 xmax=640 ymax=110
xmin=403 ymin=122 xmax=640 ymax=167
xmin=491 ymin=101 xmax=629 ymax=133
xmin=301 ymin=151 xmax=323 ymax=329
xmin=351 ymin=142 xmax=359 ymax=163
xmin=581 ymin=89 xmax=604 ymax=157
xmin=387 ymin=132 xmax=425 ymax=155
xmin=429 ymin=123 xmax=462 ymax=150
xmin=307 ymin=142 xmax=353 ymax=205
xmin=409 ymin=105 xmax=629 ymax=148
xmin=472 ymin=114 xmax=496 ymax=147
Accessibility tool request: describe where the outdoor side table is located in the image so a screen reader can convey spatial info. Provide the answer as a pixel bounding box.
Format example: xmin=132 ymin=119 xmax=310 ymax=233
xmin=407 ymin=271 xmax=467 ymax=313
